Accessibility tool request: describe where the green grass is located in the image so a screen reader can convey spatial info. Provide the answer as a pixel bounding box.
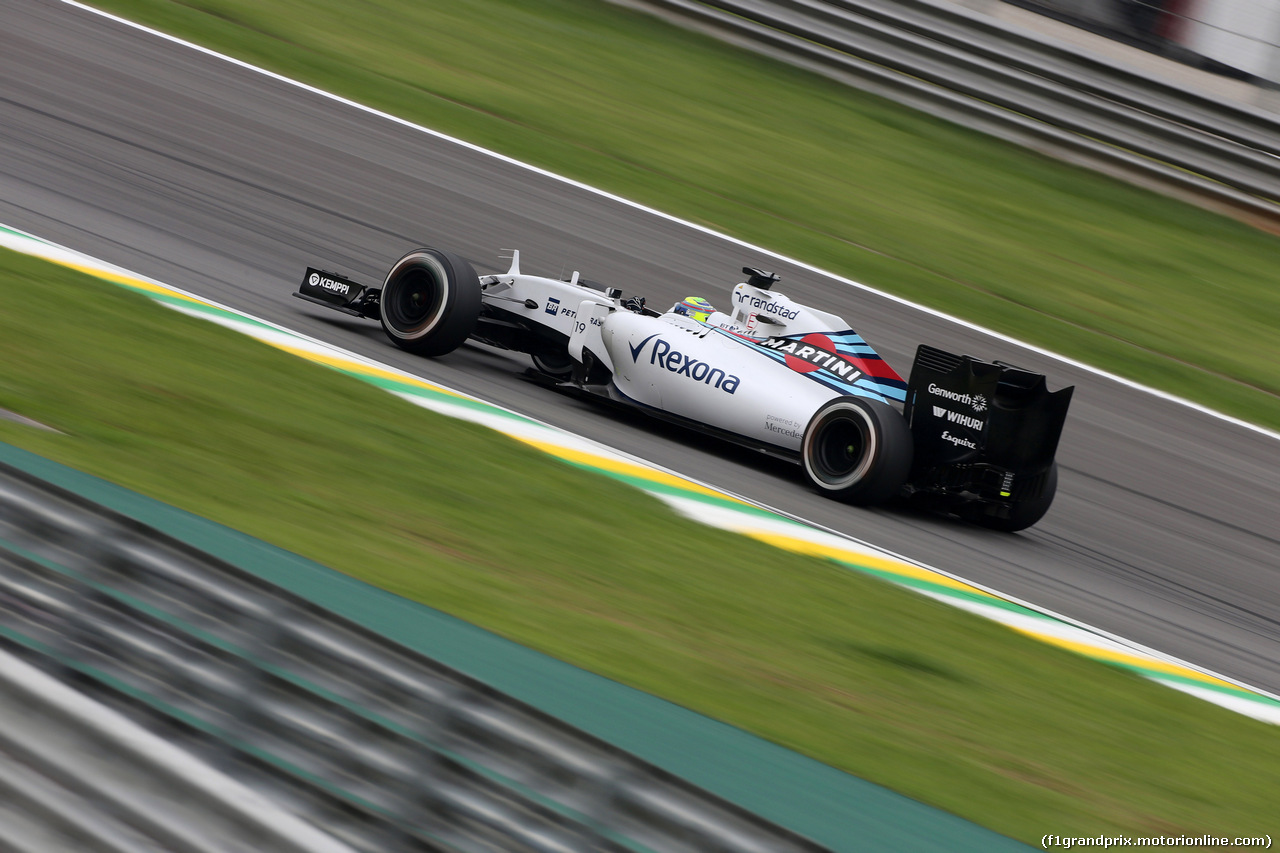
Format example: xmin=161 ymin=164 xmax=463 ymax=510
xmin=4 ymin=246 xmax=1280 ymax=843
xmin=14 ymin=0 xmax=1280 ymax=840
xmin=86 ymin=0 xmax=1280 ymax=433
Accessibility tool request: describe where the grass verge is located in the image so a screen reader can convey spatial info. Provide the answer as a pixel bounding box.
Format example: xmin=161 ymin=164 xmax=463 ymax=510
xmin=85 ymin=0 xmax=1280 ymax=433
xmin=3 ymin=246 xmax=1279 ymax=842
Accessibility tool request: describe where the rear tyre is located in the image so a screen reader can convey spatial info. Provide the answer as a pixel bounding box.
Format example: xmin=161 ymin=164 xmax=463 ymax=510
xmin=531 ymin=350 xmax=575 ymax=379
xmin=973 ymin=463 xmax=1058 ymax=532
xmin=379 ymin=248 xmax=481 ymax=356
xmin=801 ymin=396 xmax=913 ymax=505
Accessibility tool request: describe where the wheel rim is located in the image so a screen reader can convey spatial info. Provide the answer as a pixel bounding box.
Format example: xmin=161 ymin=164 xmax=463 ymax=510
xmin=810 ymin=407 xmax=876 ymax=488
xmin=384 ymin=265 xmax=444 ymax=335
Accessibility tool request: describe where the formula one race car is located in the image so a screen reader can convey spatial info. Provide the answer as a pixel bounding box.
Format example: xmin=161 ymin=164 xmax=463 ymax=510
xmin=296 ymin=247 xmax=1073 ymax=531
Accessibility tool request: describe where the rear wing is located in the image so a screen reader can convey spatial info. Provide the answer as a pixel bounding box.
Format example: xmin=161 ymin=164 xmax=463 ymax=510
xmin=904 ymin=344 xmax=1072 ymax=489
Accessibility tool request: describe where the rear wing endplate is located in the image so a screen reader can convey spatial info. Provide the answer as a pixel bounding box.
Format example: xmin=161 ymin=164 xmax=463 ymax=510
xmin=904 ymin=344 xmax=1073 ymax=475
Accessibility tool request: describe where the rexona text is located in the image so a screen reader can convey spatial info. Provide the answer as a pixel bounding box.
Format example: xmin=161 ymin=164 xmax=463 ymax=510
xmin=629 ymin=334 xmax=741 ymax=394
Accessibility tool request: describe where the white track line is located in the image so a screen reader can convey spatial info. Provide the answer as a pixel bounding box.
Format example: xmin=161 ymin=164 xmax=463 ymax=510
xmin=59 ymin=0 xmax=1280 ymax=446
xmin=7 ymin=222 xmax=1280 ymax=724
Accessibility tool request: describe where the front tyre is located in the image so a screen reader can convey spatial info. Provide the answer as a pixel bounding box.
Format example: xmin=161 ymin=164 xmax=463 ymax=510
xmin=379 ymin=248 xmax=481 ymax=356
xmin=802 ymin=396 xmax=913 ymax=505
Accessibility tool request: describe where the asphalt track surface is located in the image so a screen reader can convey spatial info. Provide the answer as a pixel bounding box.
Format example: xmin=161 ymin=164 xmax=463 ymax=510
xmin=4 ymin=0 xmax=1280 ymax=697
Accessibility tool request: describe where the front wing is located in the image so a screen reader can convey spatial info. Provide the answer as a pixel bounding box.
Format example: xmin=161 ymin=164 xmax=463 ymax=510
xmin=295 ymin=268 xmax=381 ymax=319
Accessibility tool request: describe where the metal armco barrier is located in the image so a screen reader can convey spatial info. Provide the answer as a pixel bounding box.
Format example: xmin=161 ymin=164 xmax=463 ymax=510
xmin=0 ymin=462 xmax=831 ymax=853
xmin=615 ymin=0 xmax=1280 ymax=222
xmin=0 ymin=645 xmax=361 ymax=853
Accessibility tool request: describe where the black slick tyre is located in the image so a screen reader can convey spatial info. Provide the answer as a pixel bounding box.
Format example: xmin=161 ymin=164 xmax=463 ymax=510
xmin=802 ymin=396 xmax=913 ymax=505
xmin=379 ymin=248 xmax=481 ymax=356
xmin=531 ymin=350 xmax=575 ymax=379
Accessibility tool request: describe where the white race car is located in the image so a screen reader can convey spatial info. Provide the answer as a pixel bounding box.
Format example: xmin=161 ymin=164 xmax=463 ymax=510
xmin=296 ymin=247 xmax=1072 ymax=531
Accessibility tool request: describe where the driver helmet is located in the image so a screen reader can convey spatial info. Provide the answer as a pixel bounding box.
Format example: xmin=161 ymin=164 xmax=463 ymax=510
xmin=674 ymin=296 xmax=716 ymax=322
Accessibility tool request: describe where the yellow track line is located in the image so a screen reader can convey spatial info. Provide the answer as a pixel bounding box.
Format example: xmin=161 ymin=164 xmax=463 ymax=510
xmin=746 ymin=530 xmax=999 ymax=597
xmin=271 ymin=343 xmax=470 ymax=398
xmin=1014 ymin=629 xmax=1239 ymax=688
xmin=14 ymin=228 xmax=1274 ymax=715
xmin=517 ymin=438 xmax=753 ymax=503
xmin=62 ymin=263 xmax=207 ymax=303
